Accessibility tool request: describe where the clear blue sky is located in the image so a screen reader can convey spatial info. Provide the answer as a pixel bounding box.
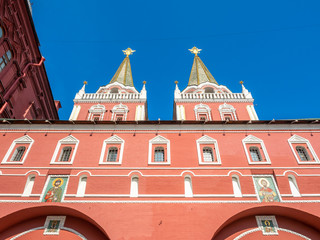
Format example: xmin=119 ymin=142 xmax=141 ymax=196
xmin=32 ymin=0 xmax=320 ymax=120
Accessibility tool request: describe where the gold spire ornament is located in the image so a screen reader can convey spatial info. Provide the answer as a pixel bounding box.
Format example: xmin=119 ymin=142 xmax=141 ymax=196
xmin=83 ymin=81 xmax=88 ymax=85
xmin=240 ymin=81 xmax=243 ymax=85
xmin=123 ymin=48 xmax=136 ymax=56
xmin=189 ymin=46 xmax=202 ymax=56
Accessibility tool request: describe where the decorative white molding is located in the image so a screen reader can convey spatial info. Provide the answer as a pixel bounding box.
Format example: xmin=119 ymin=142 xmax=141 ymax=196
xmin=232 ymin=175 xmax=242 ymax=197
xmin=111 ymin=103 xmax=129 ymax=121
xmin=69 ymin=105 xmax=81 ymax=120
xmin=288 ymin=134 xmax=319 ymax=164
xmin=219 ymin=103 xmax=237 ymax=120
xmin=148 ymin=135 xmax=171 ymax=165
xmin=184 ymin=175 xmax=193 ymax=197
xmin=246 ymin=105 xmax=259 ymax=120
xmin=50 ymin=135 xmax=79 ymax=165
xmin=99 ymin=135 xmax=124 ymax=165
xmin=22 ymin=174 xmax=36 ymax=197
xmin=194 ymin=103 xmax=212 ymax=121
xmin=43 ymin=216 xmax=66 ymax=235
xmin=87 ymin=104 xmax=106 ymax=120
xmin=242 ymin=135 xmax=271 ymax=164
xmin=176 ymin=105 xmax=186 ymax=120
xmin=1 ymin=135 xmax=34 ymax=164
xmin=196 ymin=135 xmax=221 ymax=165
xmin=96 ymin=82 xmax=139 ymax=94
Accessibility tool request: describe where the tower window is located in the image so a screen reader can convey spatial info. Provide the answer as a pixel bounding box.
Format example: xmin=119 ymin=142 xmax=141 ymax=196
xmin=203 ymin=147 xmax=214 ymax=162
xmin=10 ymin=146 xmax=26 ymax=162
xmin=249 ymin=146 xmax=262 ymax=162
xmin=110 ymin=88 xmax=119 ymax=93
xmin=296 ymin=146 xmax=311 ymax=161
xmin=0 ymin=26 xmax=3 ymax=38
xmin=0 ymin=50 xmax=12 ymax=72
xmin=107 ymin=147 xmax=118 ymax=162
xmin=59 ymin=147 xmax=72 ymax=162
xmin=154 ymin=147 xmax=165 ymax=162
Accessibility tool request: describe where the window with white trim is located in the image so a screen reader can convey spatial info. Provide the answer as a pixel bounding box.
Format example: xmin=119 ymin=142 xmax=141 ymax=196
xmin=148 ymin=135 xmax=170 ymax=165
xmin=242 ymin=135 xmax=271 ymax=164
xmin=288 ymin=175 xmax=300 ymax=197
xmin=232 ymin=175 xmax=242 ymax=197
xmin=288 ymin=135 xmax=319 ymax=164
xmin=130 ymin=176 xmax=139 ymax=197
xmin=22 ymin=175 xmax=35 ymax=197
xmin=99 ymin=135 xmax=124 ymax=164
xmin=88 ymin=104 xmax=105 ymax=121
xmin=196 ymin=135 xmax=221 ymax=165
xmin=184 ymin=176 xmax=193 ymax=197
xmin=219 ymin=103 xmax=237 ymax=120
xmin=76 ymin=175 xmax=87 ymax=197
xmin=50 ymin=135 xmax=79 ymax=164
xmin=111 ymin=103 xmax=129 ymax=121
xmin=2 ymin=135 xmax=34 ymax=164
xmin=194 ymin=103 xmax=212 ymax=121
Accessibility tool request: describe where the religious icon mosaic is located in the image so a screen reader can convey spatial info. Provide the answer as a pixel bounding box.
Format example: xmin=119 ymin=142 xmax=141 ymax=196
xmin=41 ymin=176 xmax=69 ymax=202
xmin=43 ymin=216 xmax=66 ymax=235
xmin=256 ymin=216 xmax=278 ymax=235
xmin=253 ymin=175 xmax=281 ymax=202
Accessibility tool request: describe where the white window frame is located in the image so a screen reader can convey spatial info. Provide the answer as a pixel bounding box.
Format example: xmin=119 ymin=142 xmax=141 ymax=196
xmin=219 ymin=103 xmax=237 ymax=120
xmin=288 ymin=175 xmax=301 ymax=197
xmin=232 ymin=175 xmax=242 ymax=197
xmin=111 ymin=103 xmax=129 ymax=121
xmin=87 ymin=104 xmax=105 ymax=121
xmin=50 ymin=135 xmax=79 ymax=165
xmin=2 ymin=135 xmax=34 ymax=164
xmin=288 ymin=135 xmax=319 ymax=164
xmin=22 ymin=174 xmax=36 ymax=197
xmin=43 ymin=216 xmax=66 ymax=235
xmin=76 ymin=175 xmax=88 ymax=197
xmin=194 ymin=103 xmax=212 ymax=121
xmin=242 ymin=135 xmax=271 ymax=164
xmin=130 ymin=175 xmax=139 ymax=197
xmin=196 ymin=135 xmax=221 ymax=165
xmin=184 ymin=175 xmax=193 ymax=197
xmin=99 ymin=135 xmax=124 ymax=165
xmin=148 ymin=135 xmax=170 ymax=165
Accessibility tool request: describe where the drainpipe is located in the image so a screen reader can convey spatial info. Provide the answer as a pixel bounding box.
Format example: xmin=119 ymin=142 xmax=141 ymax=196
xmin=0 ymin=57 xmax=45 ymax=115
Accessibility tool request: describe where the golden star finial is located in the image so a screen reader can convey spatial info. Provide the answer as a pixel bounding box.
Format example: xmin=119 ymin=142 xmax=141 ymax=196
xmin=240 ymin=81 xmax=243 ymax=85
xmin=189 ymin=46 xmax=202 ymax=56
xmin=123 ymin=48 xmax=136 ymax=56
xmin=83 ymin=81 xmax=87 ymax=85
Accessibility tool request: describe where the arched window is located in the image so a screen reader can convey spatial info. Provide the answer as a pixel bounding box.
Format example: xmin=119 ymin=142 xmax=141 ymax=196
xmin=107 ymin=147 xmax=118 ymax=162
xmin=249 ymin=146 xmax=262 ymax=162
xmin=0 ymin=26 xmax=3 ymax=38
xmin=154 ymin=147 xmax=165 ymax=162
xmin=296 ymin=146 xmax=311 ymax=161
xmin=22 ymin=175 xmax=35 ymax=197
xmin=130 ymin=176 xmax=139 ymax=197
xmin=232 ymin=175 xmax=242 ymax=197
xmin=184 ymin=176 xmax=193 ymax=197
xmin=76 ymin=176 xmax=87 ymax=197
xmin=59 ymin=146 xmax=72 ymax=162
xmin=11 ymin=146 xmax=26 ymax=162
xmin=0 ymin=50 xmax=13 ymax=73
xmin=203 ymin=147 xmax=214 ymax=162
xmin=288 ymin=175 xmax=301 ymax=197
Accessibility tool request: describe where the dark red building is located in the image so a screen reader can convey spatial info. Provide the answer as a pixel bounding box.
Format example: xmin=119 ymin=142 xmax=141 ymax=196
xmin=0 ymin=0 xmax=59 ymax=120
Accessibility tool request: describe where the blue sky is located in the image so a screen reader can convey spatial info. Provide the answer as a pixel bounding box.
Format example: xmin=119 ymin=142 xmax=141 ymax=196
xmin=32 ymin=0 xmax=320 ymax=120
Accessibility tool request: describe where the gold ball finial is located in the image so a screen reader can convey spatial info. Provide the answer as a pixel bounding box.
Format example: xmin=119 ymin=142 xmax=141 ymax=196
xmin=189 ymin=46 xmax=202 ymax=56
xmin=175 ymin=81 xmax=178 ymax=84
xmin=240 ymin=81 xmax=243 ymax=85
xmin=143 ymin=81 xmax=146 ymax=84
xmin=123 ymin=48 xmax=136 ymax=56
xmin=83 ymin=81 xmax=87 ymax=85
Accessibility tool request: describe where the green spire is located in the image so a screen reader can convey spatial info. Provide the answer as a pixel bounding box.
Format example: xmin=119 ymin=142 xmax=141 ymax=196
xmin=188 ymin=47 xmax=218 ymax=86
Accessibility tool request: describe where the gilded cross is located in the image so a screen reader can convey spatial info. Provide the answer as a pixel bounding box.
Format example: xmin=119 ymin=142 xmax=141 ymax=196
xmin=189 ymin=46 xmax=202 ymax=56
